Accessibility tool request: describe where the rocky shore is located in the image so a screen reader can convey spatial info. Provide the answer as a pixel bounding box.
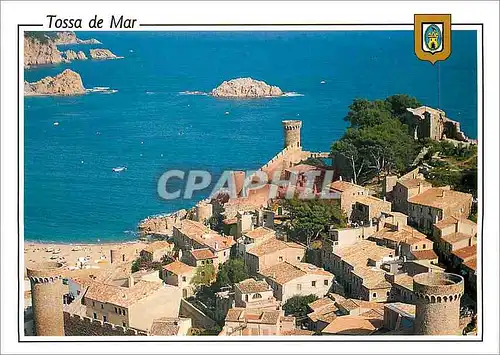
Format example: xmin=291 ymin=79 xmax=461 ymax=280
xmin=211 ymin=77 xmax=283 ymax=98
xmin=54 ymin=31 xmax=101 ymax=45
xmin=24 ymin=69 xmax=86 ymax=96
xmin=63 ymin=49 xmax=88 ymax=61
xmin=24 ymin=36 xmax=63 ymax=67
xmin=89 ymin=48 xmax=122 ymax=60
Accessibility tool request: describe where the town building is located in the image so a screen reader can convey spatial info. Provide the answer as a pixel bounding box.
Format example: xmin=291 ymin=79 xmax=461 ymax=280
xmin=149 ymin=317 xmax=192 ymax=336
xmin=236 ymin=226 xmax=276 ymax=257
xmin=321 ymin=310 xmax=384 ymax=335
xmin=391 ymin=178 xmax=432 ymax=214
xmin=245 ymin=237 xmax=305 ymax=275
xmin=259 ymin=262 xmax=334 ymax=303
xmin=328 ymin=179 xmax=370 ymax=220
xmin=184 ymin=248 xmax=218 ymax=269
xmin=84 ymin=280 xmax=181 ymax=332
xmin=219 ymin=308 xmax=296 ymax=336
xmin=139 ymin=241 xmax=174 ymax=262
xmin=234 ymin=278 xmax=278 ymax=310
xmin=382 ymin=302 xmax=416 ymax=332
xmin=306 ymin=296 xmax=339 ymax=333
xmin=162 ymin=260 xmax=196 ymax=298
xmin=350 ymin=195 xmax=392 ymax=225
xmin=407 ymin=187 xmax=473 ymax=231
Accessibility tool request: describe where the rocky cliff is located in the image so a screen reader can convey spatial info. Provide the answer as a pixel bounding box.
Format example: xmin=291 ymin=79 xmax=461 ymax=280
xmin=63 ymin=50 xmax=88 ymax=61
xmin=89 ymin=48 xmax=121 ymax=60
xmin=24 ymin=36 xmax=63 ymax=67
xmin=54 ymin=31 xmax=101 ymax=45
xmin=24 ymin=69 xmax=86 ymax=96
xmin=211 ymin=77 xmax=283 ymax=98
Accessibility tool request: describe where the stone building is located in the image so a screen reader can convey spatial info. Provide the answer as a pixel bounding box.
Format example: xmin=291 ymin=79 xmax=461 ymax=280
xmin=84 ymin=279 xmax=181 ymax=332
xmin=259 ymin=262 xmax=334 ymax=303
xmin=413 ymin=272 xmax=464 ymax=335
xmin=27 ymin=262 xmax=65 ymax=336
xmin=350 ymin=195 xmax=392 ymax=225
xmin=139 ymin=241 xmax=173 ymax=262
xmin=219 ymin=308 xmax=297 ymax=336
xmin=407 ymin=187 xmax=473 ymax=231
xmin=328 ymin=179 xmax=370 ymax=220
xmin=162 ymin=260 xmax=196 ymax=298
xmin=391 ymin=178 xmax=432 ymax=214
xmin=234 ymin=278 xmax=277 ymax=310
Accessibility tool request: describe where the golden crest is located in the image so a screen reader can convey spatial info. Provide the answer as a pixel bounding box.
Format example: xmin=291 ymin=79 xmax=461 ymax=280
xmin=414 ymin=14 xmax=451 ymax=64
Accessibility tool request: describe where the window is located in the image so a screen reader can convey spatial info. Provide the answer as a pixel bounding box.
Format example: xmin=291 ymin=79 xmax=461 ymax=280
xmin=93 ymin=312 xmax=97 ymax=319
xmin=92 ymin=301 xmax=95 ymax=307
xmin=312 ymin=281 xmax=316 ymax=287
xmin=223 ymin=251 xmax=227 ymax=257
xmin=324 ymin=280 xmax=329 ymax=286
xmin=297 ymin=284 xmax=302 ymax=291
xmin=415 ymin=246 xmax=418 ymax=250
xmin=423 ymin=244 xmax=426 ymax=249
xmin=123 ymin=322 xmax=126 ymax=327
xmin=372 ymin=292 xmax=377 ymax=298
xmin=386 ymin=291 xmax=390 ymax=296
xmin=115 ymin=307 xmax=118 ymax=313
xmin=297 ymin=256 xmax=301 ymax=261
xmin=201 ymin=260 xmax=205 ymax=265
xmin=122 ymin=310 xmax=126 ymax=316
xmin=252 ymin=293 xmax=262 ymax=299
xmin=279 ymin=256 xmax=283 ymax=262
xmin=103 ymin=315 xmax=107 ymax=322
xmin=101 ymin=304 xmax=104 ymax=309
xmin=182 ymin=276 xmax=186 ymax=282
xmin=245 ymin=294 xmax=249 ymax=302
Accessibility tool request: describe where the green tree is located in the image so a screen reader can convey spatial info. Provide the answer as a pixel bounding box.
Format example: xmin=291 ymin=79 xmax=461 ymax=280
xmin=283 ymin=294 xmax=319 ymax=320
xmin=344 ymin=99 xmax=392 ymax=128
xmin=215 ymin=258 xmax=249 ymax=289
xmin=385 ymin=94 xmax=422 ymax=120
xmin=191 ymin=264 xmax=216 ymax=287
xmin=284 ymin=198 xmax=347 ymax=247
xmin=331 ymin=135 xmax=368 ymax=185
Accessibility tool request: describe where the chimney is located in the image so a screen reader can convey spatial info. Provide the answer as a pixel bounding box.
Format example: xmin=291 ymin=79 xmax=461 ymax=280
xmin=128 ymin=275 xmax=134 ymax=288
xmin=418 ymin=182 xmax=422 ymax=194
xmin=339 ymin=176 xmax=343 ymax=181
xmin=383 ymin=196 xmax=386 ymax=202
xmin=214 ymin=241 xmax=219 ymax=250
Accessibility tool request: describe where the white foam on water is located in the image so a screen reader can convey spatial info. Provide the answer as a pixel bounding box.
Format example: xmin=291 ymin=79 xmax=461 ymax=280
xmin=282 ymin=92 xmax=304 ymax=97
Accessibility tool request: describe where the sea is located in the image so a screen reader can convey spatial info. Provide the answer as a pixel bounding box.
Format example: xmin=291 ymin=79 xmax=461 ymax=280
xmin=24 ymin=30 xmax=478 ymax=243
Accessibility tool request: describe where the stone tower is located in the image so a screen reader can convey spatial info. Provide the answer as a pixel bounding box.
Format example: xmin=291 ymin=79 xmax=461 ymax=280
xmin=27 ymin=262 xmax=65 ymax=336
xmin=413 ymin=272 xmax=464 ymax=335
xmin=282 ymin=120 xmax=302 ymax=149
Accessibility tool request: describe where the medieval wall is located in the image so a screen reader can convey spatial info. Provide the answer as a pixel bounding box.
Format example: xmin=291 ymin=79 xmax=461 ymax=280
xmin=63 ymin=312 xmax=147 ymax=336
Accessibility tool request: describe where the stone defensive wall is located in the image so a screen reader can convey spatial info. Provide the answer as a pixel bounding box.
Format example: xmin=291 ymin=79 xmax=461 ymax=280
xmin=63 ymin=312 xmax=147 ymax=336
xmin=413 ymin=272 xmax=464 ymax=302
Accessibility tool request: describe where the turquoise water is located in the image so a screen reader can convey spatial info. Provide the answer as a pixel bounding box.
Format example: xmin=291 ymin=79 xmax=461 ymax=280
xmin=24 ymin=31 xmax=478 ymax=243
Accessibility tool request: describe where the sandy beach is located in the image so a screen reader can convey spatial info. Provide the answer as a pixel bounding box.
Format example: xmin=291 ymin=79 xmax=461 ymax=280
xmin=23 ymin=241 xmax=149 ymax=278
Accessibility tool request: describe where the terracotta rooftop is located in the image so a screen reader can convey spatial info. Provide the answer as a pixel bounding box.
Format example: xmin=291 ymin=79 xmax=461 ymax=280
xmin=163 ymin=260 xmax=195 ymax=275
xmin=441 ymin=232 xmax=474 ymax=245
xmin=247 ymin=237 xmax=304 ymax=257
xmin=372 ymin=224 xmax=426 ymax=244
xmin=385 ymin=302 xmax=416 ymax=316
xmin=391 ymin=273 xmax=414 ymax=291
xmin=142 ymin=241 xmax=172 ymax=254
xmin=236 ymin=278 xmax=271 ymax=294
xmin=225 ymin=307 xmax=282 ymax=325
xmin=176 ymin=219 xmax=235 ymax=251
xmin=260 ymin=262 xmax=332 ymax=284
xmin=410 ymin=249 xmax=438 ymax=261
xmin=351 ymin=266 xmax=391 ymax=289
xmin=334 ymin=240 xmax=394 ymax=268
xmin=308 ymin=303 xmax=338 ymax=323
xmin=398 ymin=178 xmax=432 ymax=189
xmin=408 ymin=187 xmax=472 ymax=210
xmin=451 ymin=244 xmax=477 ymax=261
xmin=285 ymin=164 xmax=320 ymax=174
xmin=190 ymin=248 xmax=216 ymax=260
xmin=434 ymin=216 xmax=477 ymax=229
xmin=322 ymin=315 xmax=383 ymax=335
xmin=85 ymin=280 xmax=164 ymax=308
xmin=337 ymin=299 xmax=385 ymax=313
xmin=308 ymin=297 xmax=335 ymax=312
xmin=149 ymin=317 xmax=185 ymax=336
xmin=463 ymin=257 xmax=477 ymax=272
xmin=281 ymin=329 xmax=315 ymax=336
xmin=354 ymin=195 xmax=391 ymax=208
xmin=222 ymin=217 xmax=237 ymax=225
xmin=329 ymin=180 xmax=365 ymax=193
xmin=359 ymin=308 xmax=384 ymax=319
xmin=244 ymin=226 xmax=276 ymax=240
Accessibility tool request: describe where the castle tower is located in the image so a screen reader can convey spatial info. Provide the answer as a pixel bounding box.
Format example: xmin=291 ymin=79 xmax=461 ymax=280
xmin=27 ymin=262 xmax=65 ymax=336
xmin=413 ymin=272 xmax=464 ymax=335
xmin=282 ymin=120 xmax=302 ymax=149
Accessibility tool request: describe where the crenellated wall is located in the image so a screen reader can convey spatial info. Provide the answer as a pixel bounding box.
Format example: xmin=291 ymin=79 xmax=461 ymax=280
xmin=63 ymin=312 xmax=147 ymax=336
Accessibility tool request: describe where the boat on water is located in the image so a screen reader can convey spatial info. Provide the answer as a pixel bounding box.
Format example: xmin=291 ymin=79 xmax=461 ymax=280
xmin=112 ymin=166 xmax=127 ymax=172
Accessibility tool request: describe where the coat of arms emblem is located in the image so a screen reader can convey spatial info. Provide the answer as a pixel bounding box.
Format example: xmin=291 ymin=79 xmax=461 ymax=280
xmin=414 ymin=14 xmax=451 ymax=64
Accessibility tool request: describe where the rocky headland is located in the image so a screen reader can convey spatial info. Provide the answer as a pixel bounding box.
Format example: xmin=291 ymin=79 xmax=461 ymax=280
xmin=89 ymin=48 xmax=122 ymax=60
xmin=54 ymin=31 xmax=101 ymax=45
xmin=211 ymin=77 xmax=283 ymax=98
xmin=24 ymin=35 xmax=63 ymax=67
xmin=24 ymin=69 xmax=86 ymax=96
xmin=63 ymin=50 xmax=88 ymax=61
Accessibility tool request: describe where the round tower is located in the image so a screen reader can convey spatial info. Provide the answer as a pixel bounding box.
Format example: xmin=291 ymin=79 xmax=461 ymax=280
xmin=195 ymin=201 xmax=213 ymax=224
xmin=26 ymin=262 xmax=65 ymax=336
xmin=413 ymin=272 xmax=464 ymax=335
xmin=282 ymin=120 xmax=302 ymax=149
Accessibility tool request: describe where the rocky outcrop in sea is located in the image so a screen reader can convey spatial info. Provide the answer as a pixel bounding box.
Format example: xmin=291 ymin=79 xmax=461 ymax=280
xmin=54 ymin=31 xmax=101 ymax=45
xmin=24 ymin=69 xmax=86 ymax=96
xmin=211 ymin=77 xmax=283 ymax=98
xmin=89 ymin=48 xmax=122 ymax=60
xmin=24 ymin=36 xmax=63 ymax=67
xmin=63 ymin=50 xmax=88 ymax=61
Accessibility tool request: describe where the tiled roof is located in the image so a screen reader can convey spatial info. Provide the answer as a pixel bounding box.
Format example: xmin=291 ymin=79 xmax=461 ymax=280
xmin=451 ymin=244 xmax=477 ymax=261
xmin=322 ymin=315 xmax=383 ymax=335
xmin=308 ymin=303 xmax=338 ymax=323
xmin=176 ymin=219 xmax=235 ymax=251
xmin=354 ymin=195 xmax=391 ymax=208
xmin=247 ymin=238 xmax=304 ymax=257
xmin=410 ymin=249 xmax=438 ymax=260
xmin=337 ymin=299 xmax=384 ymax=312
xmin=398 ymin=178 xmax=432 ymax=189
xmin=236 ymin=278 xmax=270 ymax=294
xmin=434 ymin=216 xmax=477 ymax=229
xmin=244 ymin=226 xmax=275 ymax=240
xmin=463 ymin=257 xmax=477 ymax=271
xmin=372 ymin=224 xmax=426 ymax=244
xmin=359 ymin=308 xmax=384 ymax=319
xmin=385 ymin=302 xmax=416 ymax=316
xmin=190 ymin=248 xmax=216 ymax=260
xmin=142 ymin=241 xmax=172 ymax=254
xmin=441 ymin=232 xmax=474 ymax=245
xmin=285 ymin=164 xmax=320 ymax=174
xmin=149 ymin=317 xmax=182 ymax=336
xmin=85 ymin=280 xmax=163 ymax=308
xmin=260 ymin=262 xmax=332 ymax=285
xmin=391 ymin=274 xmax=414 ymax=291
xmin=281 ymin=329 xmax=315 ymax=336
xmin=163 ymin=260 xmax=195 ymax=275
xmin=408 ymin=188 xmax=472 ymax=210
xmin=334 ymin=240 xmax=394 ymax=269
xmin=329 ymin=180 xmax=365 ymax=193
xmin=308 ymin=297 xmax=335 ymax=312
xmin=351 ymin=266 xmax=391 ymax=289
xmin=225 ymin=307 xmax=281 ymax=325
